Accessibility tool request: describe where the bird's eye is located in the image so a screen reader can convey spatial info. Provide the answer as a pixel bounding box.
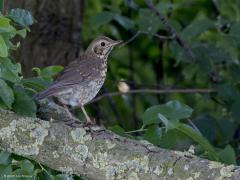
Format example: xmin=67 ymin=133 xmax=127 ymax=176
xmin=101 ymin=42 xmax=105 ymax=46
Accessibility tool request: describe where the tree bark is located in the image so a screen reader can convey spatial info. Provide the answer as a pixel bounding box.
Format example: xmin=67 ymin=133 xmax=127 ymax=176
xmin=0 ymin=101 xmax=239 ymax=179
xmin=5 ymin=0 xmax=84 ymax=76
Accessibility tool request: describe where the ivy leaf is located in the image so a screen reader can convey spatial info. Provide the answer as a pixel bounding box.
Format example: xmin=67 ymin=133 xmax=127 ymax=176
xmin=0 ymin=58 xmax=21 ymax=82
xmin=17 ymin=29 xmax=27 ymax=38
xmin=0 ymin=79 xmax=14 ymax=108
xmin=13 ymin=85 xmax=37 ymax=117
xmin=21 ymin=77 xmax=50 ymax=92
xmin=0 ymin=151 xmax=11 ymax=165
xmin=217 ymin=145 xmax=236 ymax=165
xmin=7 ymin=8 xmax=34 ymax=27
xmin=20 ymin=160 xmax=34 ymax=174
xmin=0 ymin=35 xmax=8 ymax=57
xmin=158 ymin=113 xmax=179 ymax=131
xmin=0 ymin=17 xmax=16 ymax=33
xmin=143 ymin=125 xmax=162 ymax=145
xmin=142 ymin=100 xmax=193 ymax=126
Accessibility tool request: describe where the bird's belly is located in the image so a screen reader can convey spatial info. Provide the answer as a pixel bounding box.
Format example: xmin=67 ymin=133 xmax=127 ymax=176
xmin=55 ymin=77 xmax=105 ymax=107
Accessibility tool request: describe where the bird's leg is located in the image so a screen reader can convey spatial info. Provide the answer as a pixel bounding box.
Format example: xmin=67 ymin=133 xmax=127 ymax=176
xmin=62 ymin=104 xmax=81 ymax=126
xmin=80 ymin=106 xmax=94 ymax=124
xmin=63 ymin=104 xmax=75 ymax=119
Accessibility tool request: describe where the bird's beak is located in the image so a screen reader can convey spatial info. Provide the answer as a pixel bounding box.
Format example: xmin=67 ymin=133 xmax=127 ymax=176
xmin=112 ymin=40 xmax=123 ymax=46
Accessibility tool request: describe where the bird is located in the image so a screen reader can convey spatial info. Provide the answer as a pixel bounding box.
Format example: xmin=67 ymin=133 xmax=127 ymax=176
xmin=34 ymin=36 xmax=122 ymax=124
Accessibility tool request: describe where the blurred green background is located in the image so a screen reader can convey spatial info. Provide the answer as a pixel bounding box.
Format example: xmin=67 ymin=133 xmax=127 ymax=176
xmin=1 ymin=0 xmax=240 ymax=178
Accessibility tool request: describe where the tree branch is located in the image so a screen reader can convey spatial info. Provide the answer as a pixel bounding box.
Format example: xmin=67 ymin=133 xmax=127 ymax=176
xmin=120 ymin=31 xmax=175 ymax=47
xmin=89 ymin=88 xmax=216 ymax=104
xmin=0 ymin=101 xmax=239 ymax=179
xmin=145 ymin=0 xmax=196 ymax=62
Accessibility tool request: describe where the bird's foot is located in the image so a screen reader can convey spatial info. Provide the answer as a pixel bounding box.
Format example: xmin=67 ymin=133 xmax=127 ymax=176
xmin=86 ymin=118 xmax=96 ymax=126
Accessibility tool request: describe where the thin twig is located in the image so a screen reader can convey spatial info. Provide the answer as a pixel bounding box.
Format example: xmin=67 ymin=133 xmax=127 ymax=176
xmin=88 ymin=88 xmax=216 ymax=104
xmin=120 ymin=31 xmax=175 ymax=47
xmin=125 ymin=129 xmax=148 ymax=134
xmin=38 ymin=162 xmax=51 ymax=177
xmin=187 ymin=119 xmax=202 ymax=135
xmin=145 ymin=0 xmax=196 ymax=62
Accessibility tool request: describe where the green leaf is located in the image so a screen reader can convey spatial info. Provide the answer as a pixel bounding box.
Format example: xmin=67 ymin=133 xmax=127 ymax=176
xmin=0 ymin=35 xmax=7 ymax=57
xmin=216 ymin=83 xmax=238 ymax=104
xmin=0 ymin=151 xmax=11 ymax=165
xmin=137 ymin=8 xmax=162 ymax=34
xmin=0 ymin=97 xmax=8 ymax=109
xmin=156 ymin=2 xmax=179 ymax=13
xmin=142 ymin=100 xmax=193 ymax=126
xmin=0 ymin=165 xmax=12 ymax=176
xmin=0 ymin=58 xmax=21 ymax=82
xmin=20 ymin=160 xmax=34 ymax=174
xmin=114 ymin=15 xmax=135 ymax=30
xmin=143 ymin=125 xmax=162 ymax=145
xmin=158 ymin=113 xmax=178 ymax=130
xmin=41 ymin=65 xmax=63 ymax=78
xmin=109 ymin=125 xmax=126 ymax=136
xmin=90 ymin=11 xmax=116 ymax=28
xmin=21 ymin=77 xmax=50 ymax=92
xmin=176 ymin=123 xmax=219 ymax=161
xmin=159 ymin=129 xmax=192 ymax=150
xmin=0 ymin=17 xmax=16 ymax=33
xmin=17 ymin=29 xmax=27 ymax=38
xmin=13 ymin=168 xmax=33 ymax=179
xmin=181 ymin=19 xmax=215 ymax=40
xmin=32 ymin=67 xmax=41 ymax=76
xmin=7 ymin=8 xmax=34 ymax=27
xmin=13 ymin=85 xmax=37 ymax=117
xmin=217 ymin=145 xmax=236 ymax=165
xmin=0 ymin=79 xmax=14 ymax=108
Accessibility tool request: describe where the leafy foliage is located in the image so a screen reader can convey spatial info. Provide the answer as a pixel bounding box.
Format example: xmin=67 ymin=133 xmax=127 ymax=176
xmin=0 ymin=10 xmax=62 ymax=117
xmin=2 ymin=0 xmax=240 ymax=178
xmin=83 ymin=0 xmax=240 ymax=166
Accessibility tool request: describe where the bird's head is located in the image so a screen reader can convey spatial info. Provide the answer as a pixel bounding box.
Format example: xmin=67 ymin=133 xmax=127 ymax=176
xmin=86 ymin=36 xmax=122 ymax=59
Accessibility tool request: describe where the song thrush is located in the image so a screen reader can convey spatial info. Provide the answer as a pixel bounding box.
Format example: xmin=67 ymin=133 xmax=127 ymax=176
xmin=35 ymin=36 xmax=122 ymax=124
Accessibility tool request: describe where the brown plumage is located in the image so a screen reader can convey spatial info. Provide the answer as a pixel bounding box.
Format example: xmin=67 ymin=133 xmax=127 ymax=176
xmin=35 ymin=36 xmax=122 ymax=124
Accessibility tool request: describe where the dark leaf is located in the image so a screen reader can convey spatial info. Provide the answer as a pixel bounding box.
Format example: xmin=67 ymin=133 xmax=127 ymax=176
xmin=7 ymin=8 xmax=34 ymax=27
xmin=20 ymin=160 xmax=34 ymax=174
xmin=142 ymin=100 xmax=193 ymax=126
xmin=0 ymin=35 xmax=7 ymax=57
xmin=0 ymin=165 xmax=12 ymax=176
xmin=217 ymin=145 xmax=236 ymax=164
xmin=90 ymin=11 xmax=116 ymax=28
xmin=0 ymin=79 xmax=14 ymax=108
xmin=0 ymin=57 xmax=21 ymax=82
xmin=13 ymin=85 xmax=37 ymax=117
xmin=143 ymin=125 xmax=162 ymax=145
xmin=0 ymin=151 xmax=11 ymax=165
xmin=181 ymin=19 xmax=215 ymax=40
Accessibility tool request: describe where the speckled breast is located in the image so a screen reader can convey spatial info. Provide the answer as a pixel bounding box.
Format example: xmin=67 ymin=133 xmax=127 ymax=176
xmin=56 ymin=61 xmax=107 ymax=107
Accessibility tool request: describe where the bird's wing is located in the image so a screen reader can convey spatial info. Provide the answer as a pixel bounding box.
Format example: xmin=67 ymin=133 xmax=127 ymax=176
xmin=35 ymin=55 xmax=99 ymax=99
